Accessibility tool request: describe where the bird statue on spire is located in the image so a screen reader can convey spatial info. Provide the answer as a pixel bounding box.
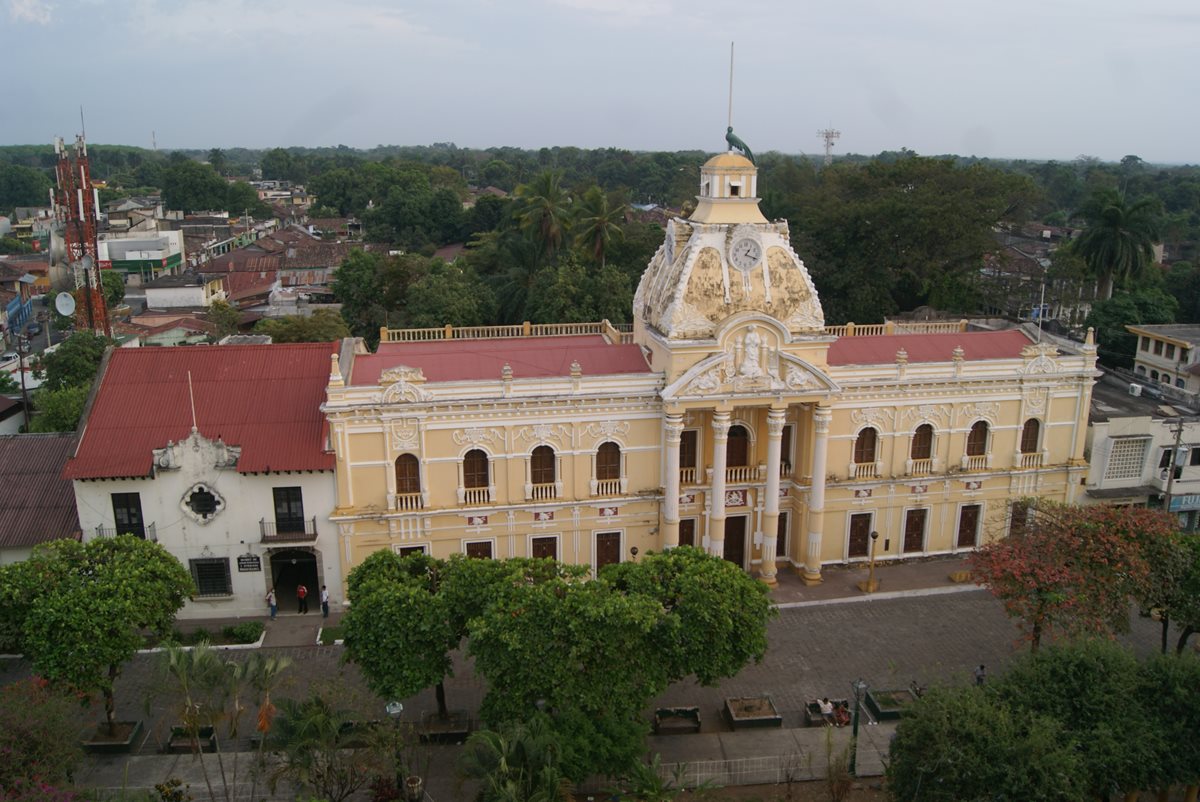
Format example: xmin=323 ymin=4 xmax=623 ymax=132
xmin=725 ymin=126 xmax=755 ymax=165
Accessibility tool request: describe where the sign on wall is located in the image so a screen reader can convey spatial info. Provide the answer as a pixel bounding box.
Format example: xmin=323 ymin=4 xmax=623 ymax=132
xmin=237 ymin=554 xmax=262 ymax=572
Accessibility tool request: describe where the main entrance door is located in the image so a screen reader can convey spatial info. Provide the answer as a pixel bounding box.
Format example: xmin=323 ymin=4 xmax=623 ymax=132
xmin=679 ymin=519 xmax=696 ymax=548
xmin=269 ymin=549 xmax=319 ymax=614
xmin=595 ymin=531 xmax=621 ymax=571
xmin=903 ymin=509 xmax=928 ymax=553
xmin=723 ymin=516 xmax=747 ymax=568
xmin=848 ymin=513 xmax=872 ymax=558
xmin=957 ymin=504 xmax=981 ymax=549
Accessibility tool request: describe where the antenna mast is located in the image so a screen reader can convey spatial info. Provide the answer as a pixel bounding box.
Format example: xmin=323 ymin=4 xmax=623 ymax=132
xmin=727 ymin=42 xmax=735 ymax=134
xmin=817 ymin=127 xmax=841 ymax=166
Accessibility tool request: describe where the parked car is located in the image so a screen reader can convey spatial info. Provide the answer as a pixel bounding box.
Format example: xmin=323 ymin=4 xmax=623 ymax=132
xmin=0 ymin=351 xmax=18 ymax=365
xmin=26 ymin=322 xmax=42 ymax=336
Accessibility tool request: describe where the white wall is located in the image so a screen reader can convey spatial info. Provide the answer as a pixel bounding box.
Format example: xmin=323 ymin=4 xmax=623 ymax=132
xmin=73 ymin=430 xmax=341 ymax=619
xmin=145 ymin=285 xmax=207 ymax=309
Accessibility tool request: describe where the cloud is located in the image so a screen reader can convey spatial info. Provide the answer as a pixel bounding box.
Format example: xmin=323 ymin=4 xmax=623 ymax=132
xmin=8 ymin=0 xmax=53 ymax=24
xmin=549 ymin=0 xmax=675 ymax=22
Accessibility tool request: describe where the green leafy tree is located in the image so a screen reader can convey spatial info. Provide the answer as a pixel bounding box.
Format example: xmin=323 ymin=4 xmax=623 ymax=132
xmin=1164 ymin=261 xmax=1200 ymax=324
xmin=573 ymin=186 xmax=627 ymax=268
xmin=331 ymin=249 xmax=418 ymax=344
xmin=2 ymin=536 xmax=193 ymax=735
xmin=1169 ymin=535 xmax=1200 ymax=654
xmin=205 ymin=299 xmax=242 ymax=338
xmin=268 ymin=693 xmax=389 ymax=802
xmin=969 ymin=502 xmax=1176 ymax=651
xmin=0 ymin=679 xmax=85 ymax=791
xmin=994 ymin=640 xmax=1162 ymax=800
xmin=0 ymin=235 xmax=33 ymax=253
xmin=1084 ymin=287 xmax=1178 ymax=369
xmin=161 ymin=158 xmax=229 ymax=213
xmin=1139 ymin=653 xmax=1200 ymax=797
xmin=515 ymin=170 xmax=571 ymax=261
xmin=525 ymin=256 xmax=631 ymax=324
xmin=0 ymin=370 xmax=17 ymax=394
xmin=32 ymin=330 xmax=112 ymax=391
xmin=101 ymin=270 xmax=125 ymax=308
xmin=403 ymin=261 xmax=495 ymax=328
xmin=254 ymin=310 xmax=350 ymax=342
xmin=1073 ymin=188 xmax=1163 ymax=300
xmin=207 ymin=148 xmax=228 ymax=176
xmin=0 ymin=163 xmax=53 ymax=212
xmin=458 ymin=716 xmax=573 ymax=802
xmin=29 ymin=383 xmax=91 ymax=433
xmin=225 ymin=180 xmax=270 ymax=218
xmin=887 ymin=686 xmax=1084 ymax=802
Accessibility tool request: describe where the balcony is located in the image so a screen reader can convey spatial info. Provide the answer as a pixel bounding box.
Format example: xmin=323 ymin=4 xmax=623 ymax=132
xmin=679 ymin=467 xmax=697 ymax=485
xmin=724 ymin=465 xmax=762 ymax=484
xmin=779 ymin=461 xmax=792 ymax=479
xmin=1018 ymin=452 xmax=1045 ymax=470
xmin=907 ymin=458 xmax=934 ymax=477
xmin=260 ymin=517 xmax=318 ymax=543
xmin=94 ymin=522 xmax=157 ymax=541
xmin=459 ymin=486 xmax=494 ymax=505
xmin=591 ymin=478 xmax=625 ymax=497
xmin=849 ymin=462 xmax=880 ymax=480
xmin=961 ymin=454 xmax=990 ymax=471
xmin=528 ymin=482 xmax=559 ymax=501
xmin=389 ymin=492 xmax=425 ymax=512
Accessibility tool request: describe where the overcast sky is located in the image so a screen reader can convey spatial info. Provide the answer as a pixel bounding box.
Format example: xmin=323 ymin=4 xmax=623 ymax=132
xmin=3 ymin=0 xmax=1198 ymax=163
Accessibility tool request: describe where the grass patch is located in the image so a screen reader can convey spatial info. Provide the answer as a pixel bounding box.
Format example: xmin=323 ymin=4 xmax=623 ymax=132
xmin=319 ymin=625 xmax=345 ymax=645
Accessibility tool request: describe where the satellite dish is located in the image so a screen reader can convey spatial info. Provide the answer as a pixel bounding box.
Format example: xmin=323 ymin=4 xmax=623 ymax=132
xmin=79 ymin=254 xmax=94 ymax=272
xmin=55 ymin=292 xmax=77 ymax=317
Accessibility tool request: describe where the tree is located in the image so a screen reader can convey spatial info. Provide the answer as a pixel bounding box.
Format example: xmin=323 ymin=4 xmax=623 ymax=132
xmin=994 ymin=639 xmax=1162 ymax=800
xmin=101 ymin=270 xmax=125 ymax=308
xmin=32 ymin=330 xmax=112 ymax=391
xmin=887 ymin=686 xmax=1084 ymax=802
xmin=1073 ymin=188 xmax=1163 ymax=300
xmin=458 ymin=717 xmax=573 ymax=802
xmin=225 ymin=180 xmax=270 ymax=218
xmin=525 ymin=256 xmax=631 ymax=324
xmin=207 ymin=148 xmax=228 ymax=176
xmin=268 ymin=693 xmax=389 ymax=802
xmin=1 ymin=536 xmax=194 ymax=735
xmin=0 ymin=679 xmax=85 ymax=791
xmin=0 ymin=370 xmax=18 ymax=394
xmin=515 ymin=170 xmax=571 ymax=261
xmin=968 ymin=502 xmax=1176 ymax=651
xmin=0 ymin=163 xmax=53 ymax=213
xmin=29 ymin=384 xmax=91 ymax=433
xmin=1084 ymin=287 xmax=1178 ymax=369
xmin=403 ymin=261 xmax=495 ymax=328
xmin=573 ymin=186 xmax=626 ymax=268
xmin=205 ymin=299 xmax=242 ymax=338
xmin=331 ymin=249 xmax=419 ymax=344
xmin=161 ymin=158 xmax=229 ymax=213
xmin=254 ymin=310 xmax=350 ymax=343
xmin=1169 ymin=535 xmax=1200 ymax=654
xmin=0 ymin=235 xmax=33 ymax=253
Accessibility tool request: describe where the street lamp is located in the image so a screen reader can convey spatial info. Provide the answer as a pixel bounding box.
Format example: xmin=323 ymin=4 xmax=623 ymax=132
xmin=849 ymin=678 xmax=868 ymax=776
xmin=857 ymin=531 xmax=880 ymax=593
xmin=17 ymin=334 xmax=30 ymax=431
xmin=386 ymin=701 xmax=404 ymax=793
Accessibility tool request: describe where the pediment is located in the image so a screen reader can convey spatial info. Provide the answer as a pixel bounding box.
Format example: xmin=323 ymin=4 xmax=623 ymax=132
xmin=662 ymin=349 xmax=839 ymax=401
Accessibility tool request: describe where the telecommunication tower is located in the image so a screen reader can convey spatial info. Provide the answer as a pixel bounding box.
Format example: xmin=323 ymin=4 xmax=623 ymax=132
xmin=816 ymin=128 xmax=841 ymax=166
xmin=52 ymin=134 xmax=110 ymax=336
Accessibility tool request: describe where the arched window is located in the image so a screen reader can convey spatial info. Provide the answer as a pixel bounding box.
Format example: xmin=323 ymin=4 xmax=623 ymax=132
xmin=463 ymin=449 xmax=489 ymax=489
xmin=727 ymin=425 xmax=750 ymax=467
xmin=910 ymin=424 xmax=933 ymax=461
xmin=1020 ymin=419 xmax=1041 ymax=454
xmin=531 ymin=445 xmax=556 ymax=484
xmin=853 ymin=427 xmax=878 ymax=464
xmin=395 ymin=454 xmax=420 ymax=494
xmin=597 ymin=442 xmax=621 ymax=480
xmin=966 ymin=421 xmax=989 ymax=457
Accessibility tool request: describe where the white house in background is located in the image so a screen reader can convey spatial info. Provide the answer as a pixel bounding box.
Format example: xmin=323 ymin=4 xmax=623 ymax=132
xmin=1127 ymin=324 xmax=1200 ymax=398
xmin=143 ymin=272 xmax=226 ymax=309
xmin=1083 ymin=370 xmax=1200 ymax=532
xmin=64 ymin=343 xmax=343 ymax=618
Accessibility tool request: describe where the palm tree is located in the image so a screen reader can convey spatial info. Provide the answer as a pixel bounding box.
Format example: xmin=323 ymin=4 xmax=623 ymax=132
xmin=515 ymin=170 xmax=571 ymax=260
xmin=1072 ymin=188 xmax=1162 ymax=300
xmin=573 ymin=186 xmax=627 ymax=269
xmin=458 ymin=718 xmax=572 ymax=802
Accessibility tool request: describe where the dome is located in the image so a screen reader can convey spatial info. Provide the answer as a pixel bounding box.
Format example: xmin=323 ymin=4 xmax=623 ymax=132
xmin=703 ymin=152 xmax=755 ymax=170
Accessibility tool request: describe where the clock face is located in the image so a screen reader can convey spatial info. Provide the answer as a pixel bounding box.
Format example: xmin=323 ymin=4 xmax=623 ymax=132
xmin=729 ymin=237 xmax=762 ymax=271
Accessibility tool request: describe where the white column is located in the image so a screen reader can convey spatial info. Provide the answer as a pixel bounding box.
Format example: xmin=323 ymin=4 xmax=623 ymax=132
xmin=708 ymin=411 xmax=731 ymax=558
xmin=804 ymin=404 xmax=832 ymax=584
xmin=760 ymin=407 xmax=785 ymax=584
xmin=662 ymin=413 xmax=684 ymax=548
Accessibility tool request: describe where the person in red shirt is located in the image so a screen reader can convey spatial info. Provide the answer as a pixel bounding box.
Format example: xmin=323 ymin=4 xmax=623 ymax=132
xmin=297 ymin=583 xmax=309 ymax=614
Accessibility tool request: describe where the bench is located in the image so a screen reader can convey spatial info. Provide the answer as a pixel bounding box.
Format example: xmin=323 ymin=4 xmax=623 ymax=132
xmin=653 ymin=706 xmax=701 ymax=735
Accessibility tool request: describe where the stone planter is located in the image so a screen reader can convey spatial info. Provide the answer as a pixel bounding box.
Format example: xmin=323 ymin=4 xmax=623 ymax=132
xmin=404 ymin=775 xmax=424 ymax=802
xmin=653 ymin=706 xmax=701 ymax=735
xmin=864 ymin=688 xmax=918 ymax=721
xmin=81 ymin=720 xmax=145 ymax=754
xmin=167 ymin=725 xmax=216 ymax=754
xmin=724 ymin=695 xmax=782 ymax=729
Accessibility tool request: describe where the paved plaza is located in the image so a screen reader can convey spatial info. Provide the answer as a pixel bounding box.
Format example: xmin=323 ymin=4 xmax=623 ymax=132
xmin=0 ymin=559 xmax=1168 ymax=800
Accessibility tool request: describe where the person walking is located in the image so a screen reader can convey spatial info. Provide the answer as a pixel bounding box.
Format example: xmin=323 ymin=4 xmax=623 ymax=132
xmin=974 ymin=664 xmax=987 ymax=686
xmin=266 ymin=588 xmax=277 ymax=621
xmin=320 ymin=585 xmax=330 ymax=618
xmin=297 ymin=583 xmax=309 ymax=614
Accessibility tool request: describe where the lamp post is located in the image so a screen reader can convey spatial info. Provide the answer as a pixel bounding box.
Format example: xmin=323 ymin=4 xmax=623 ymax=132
xmin=849 ymin=678 xmax=868 ymax=776
xmin=386 ymin=701 xmax=404 ymax=793
xmin=17 ymin=334 xmax=30 ymax=431
xmin=857 ymin=530 xmax=880 ymax=593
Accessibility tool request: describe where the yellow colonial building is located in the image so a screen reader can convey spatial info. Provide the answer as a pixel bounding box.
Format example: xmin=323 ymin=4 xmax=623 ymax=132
xmin=322 ymin=152 xmax=1098 ymax=587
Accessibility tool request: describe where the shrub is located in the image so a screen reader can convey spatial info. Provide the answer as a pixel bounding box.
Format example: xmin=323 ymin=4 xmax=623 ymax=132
xmin=223 ymin=621 xmax=264 ymax=644
xmin=0 ymin=679 xmax=84 ymax=789
xmin=188 ymin=628 xmax=211 ymax=645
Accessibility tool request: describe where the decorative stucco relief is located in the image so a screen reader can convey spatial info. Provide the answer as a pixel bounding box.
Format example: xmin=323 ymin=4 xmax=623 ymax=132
xmin=584 ymin=421 xmax=630 ymax=440
xmin=900 ymin=404 xmax=953 ymax=427
xmin=516 ymin=423 xmax=571 ymax=445
xmin=452 ymin=427 xmax=504 ymax=447
xmin=851 ymin=408 xmax=892 ymax=431
xmin=391 ymin=420 xmax=419 ymax=451
xmin=956 ymin=402 xmax=1000 ymax=423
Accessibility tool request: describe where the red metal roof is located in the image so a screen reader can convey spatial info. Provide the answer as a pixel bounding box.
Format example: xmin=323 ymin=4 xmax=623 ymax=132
xmin=352 ymin=335 xmax=651 ymax=385
xmin=827 ymin=330 xmax=1032 ymax=366
xmin=0 ymin=433 xmax=81 ymax=548
xmin=65 ymin=343 xmax=336 ymax=480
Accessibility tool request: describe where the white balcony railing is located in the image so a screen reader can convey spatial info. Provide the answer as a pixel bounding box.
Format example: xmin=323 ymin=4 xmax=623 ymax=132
xmin=849 ymin=462 xmax=880 ymax=480
xmin=460 ymin=486 xmax=493 ymax=505
xmin=907 ymin=458 xmax=934 ymax=477
xmin=391 ymin=492 xmax=424 ymax=512
xmin=961 ymin=454 xmax=989 ymax=471
xmin=529 ymin=482 xmax=559 ymax=501
xmin=725 ymin=465 xmax=759 ymax=483
xmin=1019 ymin=452 xmax=1045 ymax=469
xmin=779 ymin=462 xmax=792 ymax=478
xmin=679 ymin=467 xmax=697 ymax=485
xmin=592 ymin=478 xmax=623 ymax=496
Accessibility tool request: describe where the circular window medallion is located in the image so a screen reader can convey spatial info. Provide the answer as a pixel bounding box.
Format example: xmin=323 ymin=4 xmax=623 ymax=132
xmin=181 ymin=482 xmax=226 ymax=524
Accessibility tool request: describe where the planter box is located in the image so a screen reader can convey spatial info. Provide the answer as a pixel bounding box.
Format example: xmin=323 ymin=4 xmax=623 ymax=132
xmin=419 ymin=710 xmax=472 ymax=743
xmin=724 ymin=696 xmax=782 ymax=729
xmin=864 ymin=689 xmax=918 ymax=721
xmin=653 ymin=706 xmax=701 ymax=735
xmin=81 ymin=720 xmax=145 ymax=754
xmin=167 ymin=725 xmax=216 ymax=754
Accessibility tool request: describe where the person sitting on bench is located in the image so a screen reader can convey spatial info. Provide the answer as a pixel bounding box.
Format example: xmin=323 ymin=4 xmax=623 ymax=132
xmin=818 ymin=698 xmax=835 ymax=725
xmin=834 ymin=701 xmax=852 ymax=727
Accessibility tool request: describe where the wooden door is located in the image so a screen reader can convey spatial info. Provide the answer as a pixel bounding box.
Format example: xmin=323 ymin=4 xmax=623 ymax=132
xmin=678 ymin=519 xmax=696 ymax=548
xmin=903 ymin=509 xmax=928 ymax=553
xmin=776 ymin=512 xmax=789 ymax=560
xmin=466 ymin=541 xmax=493 ymax=559
xmin=956 ymin=505 xmax=981 ymax=549
xmin=723 ymin=516 xmax=747 ymax=567
xmin=595 ymin=531 xmax=621 ymax=571
xmin=531 ymin=536 xmax=557 ymax=560
xmin=727 ymin=426 xmax=749 ymax=467
xmin=848 ymin=513 xmax=872 ymax=558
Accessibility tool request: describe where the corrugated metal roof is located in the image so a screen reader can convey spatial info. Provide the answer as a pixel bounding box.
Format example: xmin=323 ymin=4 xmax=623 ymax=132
xmin=64 ymin=343 xmax=336 ymax=480
xmin=0 ymin=433 xmax=81 ymax=548
xmin=827 ymin=330 xmax=1032 ymax=366
xmin=352 ymin=335 xmax=652 ymax=385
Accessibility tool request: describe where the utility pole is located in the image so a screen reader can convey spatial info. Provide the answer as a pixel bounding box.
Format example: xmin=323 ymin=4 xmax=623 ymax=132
xmin=817 ymin=128 xmax=841 ymax=166
xmin=1163 ymin=417 xmax=1186 ymax=515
